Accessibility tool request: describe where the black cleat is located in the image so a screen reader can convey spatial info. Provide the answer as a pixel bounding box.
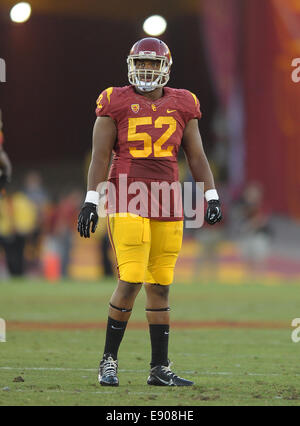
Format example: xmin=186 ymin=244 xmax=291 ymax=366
xmin=147 ymin=361 xmax=194 ymax=386
xmin=98 ymin=354 xmax=119 ymax=386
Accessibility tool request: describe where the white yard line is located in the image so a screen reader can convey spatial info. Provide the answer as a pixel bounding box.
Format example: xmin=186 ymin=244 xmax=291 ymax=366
xmin=0 ymin=366 xmax=143 ymax=373
xmin=0 ymin=366 xmax=292 ymax=377
xmin=0 ymin=366 xmax=97 ymax=372
xmin=12 ymin=389 xmax=161 ymax=396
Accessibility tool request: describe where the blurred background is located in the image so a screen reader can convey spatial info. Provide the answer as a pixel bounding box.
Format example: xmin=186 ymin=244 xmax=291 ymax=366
xmin=0 ymin=0 xmax=300 ymax=284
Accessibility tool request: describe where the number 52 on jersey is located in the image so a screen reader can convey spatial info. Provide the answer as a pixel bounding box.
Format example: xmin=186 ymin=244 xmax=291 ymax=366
xmin=128 ymin=116 xmax=176 ymax=158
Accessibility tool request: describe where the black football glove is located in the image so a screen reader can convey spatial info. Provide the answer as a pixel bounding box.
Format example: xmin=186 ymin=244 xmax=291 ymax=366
xmin=0 ymin=173 xmax=8 ymax=191
xmin=205 ymin=199 xmax=222 ymax=225
xmin=77 ymin=202 xmax=99 ymax=238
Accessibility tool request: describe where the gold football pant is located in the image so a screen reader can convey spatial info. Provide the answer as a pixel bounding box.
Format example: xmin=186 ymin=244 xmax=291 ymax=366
xmin=107 ymin=213 xmax=183 ymax=285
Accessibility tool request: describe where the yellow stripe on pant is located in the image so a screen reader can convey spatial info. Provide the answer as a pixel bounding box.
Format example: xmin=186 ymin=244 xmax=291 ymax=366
xmin=107 ymin=213 xmax=183 ymax=285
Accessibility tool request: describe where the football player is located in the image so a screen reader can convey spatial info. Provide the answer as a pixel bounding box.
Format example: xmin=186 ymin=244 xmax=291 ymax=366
xmin=78 ymin=38 xmax=222 ymax=387
xmin=0 ymin=110 xmax=12 ymax=192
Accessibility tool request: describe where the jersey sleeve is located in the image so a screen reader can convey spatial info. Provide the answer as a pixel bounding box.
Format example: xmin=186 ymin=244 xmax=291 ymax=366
xmin=0 ymin=130 xmax=4 ymax=147
xmin=181 ymin=90 xmax=202 ymax=124
xmin=95 ymin=87 xmax=116 ymax=119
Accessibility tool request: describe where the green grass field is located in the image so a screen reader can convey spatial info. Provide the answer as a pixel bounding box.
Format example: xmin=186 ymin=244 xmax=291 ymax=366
xmin=1 ymin=278 xmax=300 ymax=406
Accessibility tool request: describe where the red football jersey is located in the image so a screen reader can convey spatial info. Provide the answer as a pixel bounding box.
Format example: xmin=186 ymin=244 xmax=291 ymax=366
xmin=0 ymin=131 xmax=3 ymax=147
xmin=95 ymin=85 xmax=201 ymax=220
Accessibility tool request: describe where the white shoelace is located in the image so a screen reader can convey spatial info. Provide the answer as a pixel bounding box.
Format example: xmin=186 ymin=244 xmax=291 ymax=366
xmin=102 ymin=357 xmax=118 ymax=377
xmin=161 ymin=362 xmax=178 ymax=378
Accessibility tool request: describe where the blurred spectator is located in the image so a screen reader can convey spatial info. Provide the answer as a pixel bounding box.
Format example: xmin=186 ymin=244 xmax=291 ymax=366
xmin=24 ymin=171 xmax=49 ymax=208
xmin=50 ymin=188 xmax=83 ymax=278
xmin=0 ymin=190 xmax=38 ymax=276
xmin=23 ymin=171 xmax=49 ymax=273
xmin=231 ymin=182 xmax=272 ymax=277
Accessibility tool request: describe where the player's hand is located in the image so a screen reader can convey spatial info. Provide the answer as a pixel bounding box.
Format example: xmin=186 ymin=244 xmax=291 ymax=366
xmin=77 ymin=202 xmax=99 ymax=238
xmin=205 ymin=200 xmax=222 ymax=225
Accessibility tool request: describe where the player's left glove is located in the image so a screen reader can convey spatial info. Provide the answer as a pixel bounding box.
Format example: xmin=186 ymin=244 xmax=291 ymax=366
xmin=77 ymin=202 xmax=99 ymax=238
xmin=205 ymin=199 xmax=222 ymax=225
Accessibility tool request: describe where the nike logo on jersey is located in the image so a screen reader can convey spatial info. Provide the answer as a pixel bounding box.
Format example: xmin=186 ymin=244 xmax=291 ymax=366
xmin=167 ymin=109 xmax=176 ymax=113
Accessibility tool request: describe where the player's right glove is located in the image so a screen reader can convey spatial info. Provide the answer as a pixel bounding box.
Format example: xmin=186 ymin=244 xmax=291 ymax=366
xmin=205 ymin=199 xmax=222 ymax=225
xmin=77 ymin=202 xmax=99 ymax=238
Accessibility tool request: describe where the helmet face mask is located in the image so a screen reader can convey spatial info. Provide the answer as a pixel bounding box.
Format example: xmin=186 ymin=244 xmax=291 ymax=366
xmin=127 ymin=38 xmax=172 ymax=92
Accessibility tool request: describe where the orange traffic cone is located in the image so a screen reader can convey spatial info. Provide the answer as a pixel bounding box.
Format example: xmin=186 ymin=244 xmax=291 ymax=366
xmin=43 ymin=252 xmax=61 ymax=282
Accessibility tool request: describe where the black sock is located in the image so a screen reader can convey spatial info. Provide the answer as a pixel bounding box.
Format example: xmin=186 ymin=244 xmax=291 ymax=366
xmin=103 ymin=317 xmax=128 ymax=360
xmin=149 ymin=324 xmax=169 ymax=368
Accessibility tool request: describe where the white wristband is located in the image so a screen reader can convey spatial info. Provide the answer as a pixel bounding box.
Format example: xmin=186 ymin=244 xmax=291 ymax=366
xmin=85 ymin=190 xmax=99 ymax=205
xmin=205 ymin=189 xmax=219 ymax=202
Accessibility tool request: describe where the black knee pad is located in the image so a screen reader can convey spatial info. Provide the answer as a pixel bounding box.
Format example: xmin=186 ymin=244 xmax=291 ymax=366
xmin=109 ymin=302 xmax=132 ymax=313
xmin=145 ymin=307 xmax=171 ymax=312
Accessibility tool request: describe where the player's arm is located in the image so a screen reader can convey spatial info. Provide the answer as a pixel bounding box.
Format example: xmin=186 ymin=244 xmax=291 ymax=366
xmin=78 ymin=116 xmax=117 ymax=238
xmin=0 ymin=109 xmax=12 ymax=186
xmin=0 ymin=148 xmax=12 ymax=190
xmin=182 ymin=118 xmax=222 ymax=225
xmin=87 ymin=116 xmax=117 ymax=191
xmin=0 ymin=148 xmax=12 ymax=177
